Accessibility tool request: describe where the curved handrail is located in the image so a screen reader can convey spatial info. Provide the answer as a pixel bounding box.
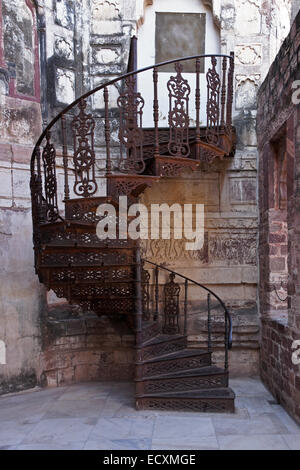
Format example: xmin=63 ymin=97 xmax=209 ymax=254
xmin=142 ymin=258 xmax=233 ymax=350
xmin=30 ymin=52 xmax=234 ymax=169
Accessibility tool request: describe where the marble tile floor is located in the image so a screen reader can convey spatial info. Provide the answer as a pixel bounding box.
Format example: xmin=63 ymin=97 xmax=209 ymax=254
xmin=0 ymin=377 xmax=299 ymax=450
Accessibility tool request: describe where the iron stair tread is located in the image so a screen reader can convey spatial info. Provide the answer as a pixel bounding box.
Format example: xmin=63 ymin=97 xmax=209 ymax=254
xmin=39 ymin=263 xmax=136 ymax=269
xmin=40 ymin=220 xmax=95 ymax=229
xmin=64 ymin=220 xmax=97 ymax=227
xmin=136 ymin=387 xmax=235 ymax=399
xmin=41 ymin=245 xmax=135 ymax=251
xmin=64 ymin=196 xmax=118 ymax=205
xmin=141 ymin=321 xmax=157 ymax=329
xmin=42 ymin=242 xmax=136 ymax=249
xmin=42 ymin=280 xmax=135 ymax=285
xmin=39 ymin=262 xmax=136 ymax=268
xmin=136 ymin=348 xmax=210 ymax=364
xmin=138 ymin=334 xmax=186 ymax=348
xmin=135 ymin=365 xmax=226 ymax=382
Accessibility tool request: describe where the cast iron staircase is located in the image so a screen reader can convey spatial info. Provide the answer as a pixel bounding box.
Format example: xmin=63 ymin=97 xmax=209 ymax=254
xmin=134 ymin=262 xmax=234 ymax=412
xmin=30 ymin=43 xmax=236 ymax=412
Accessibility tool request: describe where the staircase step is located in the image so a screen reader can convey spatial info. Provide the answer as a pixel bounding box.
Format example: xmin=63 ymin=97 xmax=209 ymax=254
xmin=135 ymin=349 xmax=211 ymax=378
xmin=136 ymin=365 xmax=226 ymax=380
xmin=137 ymin=322 xmax=161 ymax=344
xmin=38 ymin=247 xmax=135 ymax=267
xmin=138 ymin=348 xmax=211 ymax=364
xmin=136 ymin=334 xmax=187 ymax=361
xmin=38 ymin=265 xmax=135 ymax=284
xmin=139 ymin=334 xmax=185 ymax=348
xmin=136 ymin=388 xmax=235 ymax=413
xmin=42 ymin=238 xmax=136 ymax=249
xmin=135 ymin=367 xmax=227 ymax=395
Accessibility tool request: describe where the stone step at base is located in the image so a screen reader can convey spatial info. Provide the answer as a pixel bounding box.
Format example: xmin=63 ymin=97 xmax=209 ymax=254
xmin=135 ymin=366 xmax=228 ymax=394
xmin=135 ymin=349 xmax=211 ymax=378
xmin=136 ymin=388 xmax=235 ymax=413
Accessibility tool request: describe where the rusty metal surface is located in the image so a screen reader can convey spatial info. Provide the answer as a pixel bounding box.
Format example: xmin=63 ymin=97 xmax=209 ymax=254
xmin=71 ymin=99 xmax=97 ymax=197
xmin=118 ymin=75 xmax=145 ymax=174
xmin=167 ymin=62 xmax=191 ymax=157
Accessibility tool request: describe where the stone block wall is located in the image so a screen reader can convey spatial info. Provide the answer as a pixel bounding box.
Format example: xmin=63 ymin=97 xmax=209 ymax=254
xmin=39 ymin=310 xmax=135 ymax=387
xmin=0 ymin=0 xmax=139 ymax=394
xmin=257 ymin=10 xmax=300 ymax=424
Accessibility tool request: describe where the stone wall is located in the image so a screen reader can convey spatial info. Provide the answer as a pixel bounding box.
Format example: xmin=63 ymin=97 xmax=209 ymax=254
xmin=257 ymin=10 xmax=300 ymax=424
xmin=0 ymin=0 xmax=139 ymax=392
xmin=0 ymin=0 xmax=44 ymax=394
xmin=43 ymin=0 xmax=136 ymax=121
xmin=39 ymin=0 xmax=138 ymax=387
xmin=39 ymin=310 xmax=135 ymax=386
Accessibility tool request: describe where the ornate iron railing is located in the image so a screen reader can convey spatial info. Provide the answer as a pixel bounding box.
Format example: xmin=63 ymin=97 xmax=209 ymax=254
xmin=30 ymin=52 xmax=234 ymax=233
xmin=139 ymin=259 xmax=233 ymax=372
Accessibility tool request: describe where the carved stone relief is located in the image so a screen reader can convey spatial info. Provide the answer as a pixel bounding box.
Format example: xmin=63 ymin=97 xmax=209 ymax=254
xmin=235 ymin=75 xmax=260 ymax=110
xmin=92 ymin=0 xmax=121 ymax=34
xmin=235 ymin=0 xmax=261 ymax=35
xmin=55 ymin=68 xmax=75 ymax=104
xmin=141 ymin=233 xmax=209 ymax=263
xmin=54 ymin=36 xmax=74 ymax=60
xmin=235 ymin=44 xmax=262 ymax=65
xmin=209 ymin=233 xmax=257 ymax=265
xmin=141 ymin=229 xmax=257 ymax=266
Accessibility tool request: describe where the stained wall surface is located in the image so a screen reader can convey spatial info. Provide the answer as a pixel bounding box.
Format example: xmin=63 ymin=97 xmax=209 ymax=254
xmin=257 ymin=9 xmax=300 ymax=424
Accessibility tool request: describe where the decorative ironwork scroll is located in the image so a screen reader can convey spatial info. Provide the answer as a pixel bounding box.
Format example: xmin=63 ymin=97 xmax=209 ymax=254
xmin=142 ymin=266 xmax=150 ymax=321
xmin=163 ymin=272 xmax=180 ymax=335
xmin=200 ymin=147 xmax=218 ymax=163
xmin=30 ymin=147 xmax=45 ymax=227
xmin=42 ymin=131 xmax=59 ymax=222
xmin=167 ymin=62 xmax=191 ymax=157
xmin=117 ymin=75 xmax=145 ymax=174
xmin=206 ymin=56 xmax=221 ymax=145
xmin=30 ymin=148 xmax=44 ymax=257
xmin=71 ymin=99 xmax=97 ymax=197
xmin=226 ymin=52 xmax=234 ymax=134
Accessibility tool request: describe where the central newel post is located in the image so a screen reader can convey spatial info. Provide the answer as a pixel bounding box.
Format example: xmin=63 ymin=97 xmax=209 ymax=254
xmin=135 ymin=245 xmax=143 ymax=346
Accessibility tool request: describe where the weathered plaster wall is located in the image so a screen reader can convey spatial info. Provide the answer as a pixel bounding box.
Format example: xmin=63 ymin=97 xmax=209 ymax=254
xmin=43 ymin=0 xmax=136 ymax=120
xmin=38 ymin=309 xmax=135 ymax=386
xmin=0 ymin=0 xmax=140 ymax=392
xmin=0 ymin=0 xmax=44 ymax=394
xmin=257 ymin=10 xmax=300 ymax=424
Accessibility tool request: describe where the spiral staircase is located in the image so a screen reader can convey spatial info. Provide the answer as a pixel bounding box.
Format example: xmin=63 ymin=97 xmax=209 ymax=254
xmin=30 ymin=41 xmax=236 ymax=412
